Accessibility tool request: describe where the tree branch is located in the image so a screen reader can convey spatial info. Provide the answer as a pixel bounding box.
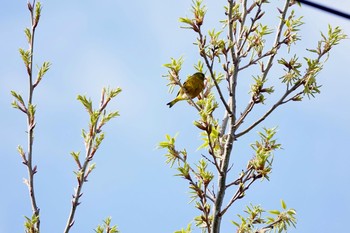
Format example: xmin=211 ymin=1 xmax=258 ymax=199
xmin=64 ymin=90 xmax=120 ymax=233
xmin=255 ymin=218 xmax=284 ymax=233
xmin=236 ymin=81 xmax=299 ymax=138
xmin=234 ymin=99 xmax=255 ymax=130
xmin=211 ymin=1 xmax=239 ymax=232
xmin=261 ymin=0 xmax=290 ymax=83
xmin=198 ymin=30 xmax=231 ymax=114
xmin=220 ymin=172 xmax=260 ymax=216
xmin=22 ymin=1 xmax=41 ymax=231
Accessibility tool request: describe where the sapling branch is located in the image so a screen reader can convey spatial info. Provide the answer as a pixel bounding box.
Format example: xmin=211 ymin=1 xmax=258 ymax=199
xmin=13 ymin=1 xmax=48 ymax=232
xmin=64 ymin=88 xmax=121 ymax=233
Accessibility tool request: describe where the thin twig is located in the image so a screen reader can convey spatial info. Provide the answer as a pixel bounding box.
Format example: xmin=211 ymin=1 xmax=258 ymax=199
xmin=174 ymin=149 xmax=215 ymax=203
xmin=220 ymin=172 xmax=260 ymax=216
xmin=235 ymin=81 xmax=299 ymax=138
xmin=198 ymin=30 xmax=231 ymax=114
xmin=64 ymin=94 xmax=111 ymax=233
xmin=234 ymin=99 xmax=255 ymax=130
xmin=64 ymin=123 xmax=99 ymax=233
xmin=206 ymin=131 xmax=222 ymax=173
xmin=23 ymin=1 xmax=40 ymax=231
xmin=261 ymin=0 xmax=291 ymax=83
xmin=237 ymin=45 xmax=281 ymax=71
xmin=219 ymin=53 xmax=232 ymax=137
xmin=236 ymin=39 xmax=329 ymax=138
xmin=255 ymin=218 xmax=284 ymax=233
xmin=237 ymin=0 xmax=260 ymax=56
xmin=234 ymin=0 xmax=291 ymax=136
xmin=225 ymin=168 xmax=253 ymax=188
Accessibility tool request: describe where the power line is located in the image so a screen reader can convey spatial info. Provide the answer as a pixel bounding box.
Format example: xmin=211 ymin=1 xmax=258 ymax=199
xmin=298 ymin=0 xmax=350 ymax=20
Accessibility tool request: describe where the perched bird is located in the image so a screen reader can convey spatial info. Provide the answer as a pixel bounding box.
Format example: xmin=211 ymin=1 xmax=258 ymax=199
xmin=167 ymin=72 xmax=205 ymax=108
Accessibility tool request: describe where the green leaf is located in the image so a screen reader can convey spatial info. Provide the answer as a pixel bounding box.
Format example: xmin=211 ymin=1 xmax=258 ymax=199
xmin=89 ymin=163 xmax=96 ymax=172
xmin=194 ymin=60 xmax=204 ymax=72
xmin=34 ymin=1 xmax=42 ymax=25
xmin=281 ymin=199 xmax=287 ymax=209
xmin=28 ymin=103 xmax=36 ymax=118
xmin=70 ymin=151 xmax=80 ymax=161
xmin=163 ymin=57 xmax=184 ymax=70
xmin=95 ymin=217 xmax=119 ymax=233
xmin=197 ymin=139 xmax=209 ymax=150
xmin=230 ymin=220 xmax=240 ymax=227
xmin=24 ymin=27 xmax=31 ymax=43
xmin=101 ymin=111 xmax=120 ymax=125
xmin=11 ymin=91 xmax=25 ymax=106
xmin=106 ymin=87 xmax=122 ymax=98
xmin=77 ymin=95 xmax=93 ymax=114
xmin=17 ymin=145 xmax=25 ymax=156
xmin=19 ymin=48 xmax=31 ymax=67
xmin=179 ymin=17 xmax=194 ymax=26
xmin=174 ymin=223 xmax=192 ymax=233
xmin=73 ymin=170 xmax=84 ymax=180
xmin=36 ymin=61 xmax=51 ymax=85
xmin=287 ymin=209 xmax=297 ymax=215
xmin=269 ymin=210 xmax=280 ymax=215
xmin=94 ymin=132 xmax=105 ymax=150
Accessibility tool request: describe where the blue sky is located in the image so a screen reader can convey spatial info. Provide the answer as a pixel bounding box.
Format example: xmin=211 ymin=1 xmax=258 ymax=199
xmin=1 ymin=1 xmax=349 ymax=232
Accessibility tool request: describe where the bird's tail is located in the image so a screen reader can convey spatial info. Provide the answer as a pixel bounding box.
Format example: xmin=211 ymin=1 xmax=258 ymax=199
xmin=166 ymin=99 xmax=177 ymax=108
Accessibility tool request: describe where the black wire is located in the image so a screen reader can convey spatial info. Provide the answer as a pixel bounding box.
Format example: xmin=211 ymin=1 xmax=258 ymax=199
xmin=298 ymin=0 xmax=350 ymax=20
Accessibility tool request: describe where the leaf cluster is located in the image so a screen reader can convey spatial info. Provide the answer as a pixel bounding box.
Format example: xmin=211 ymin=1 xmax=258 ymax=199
xmin=94 ymin=217 xmax=119 ymax=233
xmin=232 ymin=200 xmax=296 ymax=233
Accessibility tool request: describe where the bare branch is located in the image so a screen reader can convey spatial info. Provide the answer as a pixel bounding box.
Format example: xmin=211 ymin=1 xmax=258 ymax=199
xmin=234 ymin=99 xmax=255 ymax=130
xmin=261 ymin=0 xmax=291 ymax=83
xmin=220 ymin=172 xmax=260 ymax=216
xmin=236 ymin=82 xmax=299 ymax=138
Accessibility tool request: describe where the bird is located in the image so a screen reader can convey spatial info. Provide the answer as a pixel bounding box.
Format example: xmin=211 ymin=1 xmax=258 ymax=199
xmin=167 ymin=72 xmax=205 ymax=108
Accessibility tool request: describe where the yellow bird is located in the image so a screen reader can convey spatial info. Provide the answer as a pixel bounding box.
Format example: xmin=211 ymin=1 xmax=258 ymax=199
xmin=167 ymin=72 xmax=205 ymax=108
